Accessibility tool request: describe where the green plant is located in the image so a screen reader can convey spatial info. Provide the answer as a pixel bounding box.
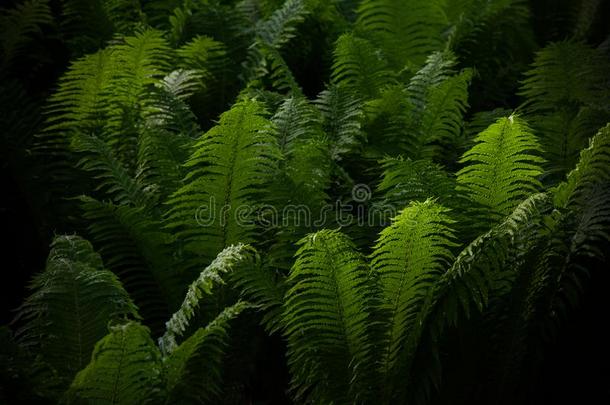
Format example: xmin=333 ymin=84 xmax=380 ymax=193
xmin=1 ymin=0 xmax=609 ymax=403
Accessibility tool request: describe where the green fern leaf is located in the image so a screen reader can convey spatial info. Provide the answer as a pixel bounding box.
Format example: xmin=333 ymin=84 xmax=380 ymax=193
xmin=165 ymin=100 xmax=281 ymax=265
xmin=14 ymin=235 xmax=138 ymax=384
xmin=520 ymin=41 xmax=610 ymax=113
xmin=164 ymin=301 xmax=252 ymax=403
xmin=315 ymin=84 xmax=365 ymax=159
xmin=159 ymin=244 xmax=254 ymax=355
xmin=0 ymin=0 xmax=52 ymax=70
xmin=356 ymin=0 xmax=447 ymax=69
xmin=282 ymin=229 xmax=375 ymax=403
xmin=331 ymin=33 xmax=393 ymax=100
xmin=370 ymin=199 xmax=456 ymax=399
xmin=378 ymin=158 xmax=457 ymax=211
xmin=65 ymin=322 xmax=162 ymax=404
xmin=456 ymin=115 xmax=545 ymax=225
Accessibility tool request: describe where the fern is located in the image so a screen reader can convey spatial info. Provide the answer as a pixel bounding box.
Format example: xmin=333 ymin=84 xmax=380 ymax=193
xmin=104 ymin=29 xmax=173 ymax=163
xmin=272 ymin=95 xmax=323 ymax=155
xmin=14 ymin=235 xmax=138 ymax=384
xmin=315 ymin=84 xmax=365 ymax=159
xmin=331 ymin=33 xmax=394 ymax=100
xmin=370 ymin=199 xmax=456 ymax=401
xmin=72 ymin=132 xmax=155 ymax=207
xmin=231 ymin=256 xmax=287 ymax=333
xmin=43 ymin=49 xmax=115 ymax=134
xmin=554 ymin=123 xmax=610 ymax=210
xmin=0 ymin=0 xmax=52 ymax=71
xmin=166 ymin=100 xmax=280 ymax=266
xmin=255 ymin=0 xmax=308 ymax=50
xmin=159 ymin=244 xmax=254 ymax=355
xmin=65 ymin=321 xmax=162 ymax=404
xmin=400 ymin=51 xmax=472 ymax=160
xmin=282 ymin=229 xmax=375 ymax=403
xmin=412 ymin=68 xmax=472 ymax=160
xmin=520 ymin=41 xmax=610 ymax=113
xmin=164 ymin=301 xmax=252 ymax=403
xmin=242 ymin=0 xmax=309 ymax=83
xmin=356 ymin=0 xmax=447 ymax=69
xmin=377 ymin=158 xmax=457 ymax=211
xmin=456 ymin=115 xmax=545 ymax=226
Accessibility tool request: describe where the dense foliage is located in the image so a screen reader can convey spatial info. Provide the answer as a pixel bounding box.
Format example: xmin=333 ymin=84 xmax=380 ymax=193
xmin=1 ymin=0 xmax=609 ymax=404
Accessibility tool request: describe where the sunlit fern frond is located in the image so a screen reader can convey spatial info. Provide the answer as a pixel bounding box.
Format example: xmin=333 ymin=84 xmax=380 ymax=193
xmin=282 ymin=229 xmax=376 ymax=403
xmin=370 ymin=199 xmax=456 ymax=402
xmin=65 ymin=321 xmax=162 ymax=404
xmin=456 ymin=115 xmax=545 ymax=227
xmin=165 ymin=100 xmax=281 ymax=267
xmin=164 ymin=301 xmax=252 ymax=403
xmin=159 ymin=244 xmax=255 ymax=355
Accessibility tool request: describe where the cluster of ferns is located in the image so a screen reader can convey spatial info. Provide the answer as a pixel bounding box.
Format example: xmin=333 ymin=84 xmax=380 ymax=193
xmin=1 ymin=0 xmax=609 ymax=404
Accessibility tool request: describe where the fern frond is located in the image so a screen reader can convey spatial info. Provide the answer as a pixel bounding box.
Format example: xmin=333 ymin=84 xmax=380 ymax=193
xmin=0 ymin=0 xmax=52 ymax=70
xmin=43 ymin=49 xmax=115 ymax=134
xmin=356 ymin=0 xmax=447 ymax=69
xmin=407 ymin=51 xmax=458 ymax=108
xmin=165 ymin=100 xmax=281 ymax=265
xmin=464 ymin=107 xmax=512 ymax=145
xmin=554 ymin=123 xmax=610 ymax=209
xmin=331 ymin=33 xmax=393 ymax=100
xmin=533 ymin=107 xmax=607 ymax=184
xmin=378 ymin=158 xmax=457 ymax=210
xmin=456 ymin=115 xmax=545 ymax=225
xmin=65 ymin=322 xmax=162 ymax=404
xmin=380 ymin=51 xmax=471 ymax=160
xmin=255 ymin=0 xmax=308 ymax=50
xmin=417 ymin=193 xmax=552 ymax=402
xmin=413 ymin=68 xmax=472 ymax=160
xmin=136 ymin=70 xmax=201 ymax=198
xmin=14 ymin=235 xmax=138 ymax=384
xmin=72 ymin=132 xmax=154 ymax=208
xmin=282 ymin=229 xmax=375 ymax=403
xmin=370 ymin=199 xmax=456 ymax=400
xmin=519 ymin=41 xmax=610 ymax=113
xmin=242 ymin=0 xmax=309 ymax=82
xmin=164 ymin=301 xmax=252 ymax=403
xmin=231 ymin=257 xmax=287 ymax=333
xmin=104 ymin=28 xmax=172 ymax=153
xmin=159 ymin=244 xmax=254 ymax=355
xmin=315 ymin=84 xmax=365 ymax=159
xmin=272 ymin=95 xmax=323 ymax=155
